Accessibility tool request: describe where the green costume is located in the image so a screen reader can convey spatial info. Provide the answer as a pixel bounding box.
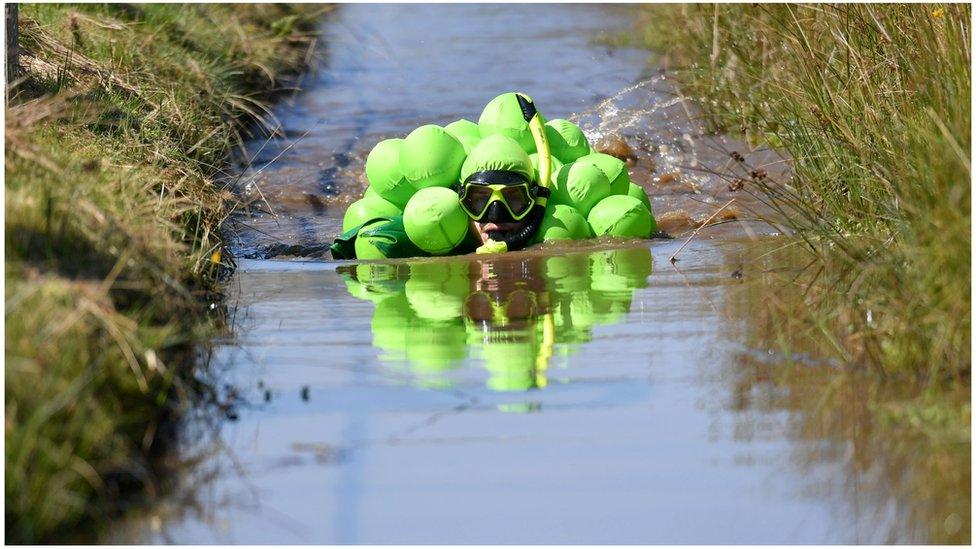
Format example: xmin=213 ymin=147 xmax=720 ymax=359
xmin=331 ymin=92 xmax=656 ymax=261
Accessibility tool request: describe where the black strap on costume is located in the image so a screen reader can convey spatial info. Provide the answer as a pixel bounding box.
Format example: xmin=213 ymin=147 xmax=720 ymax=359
xmin=516 ymin=94 xmax=537 ymax=122
xmin=463 ymin=170 xmax=531 ymax=186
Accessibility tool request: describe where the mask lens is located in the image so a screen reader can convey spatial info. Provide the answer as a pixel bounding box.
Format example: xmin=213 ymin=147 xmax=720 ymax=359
xmin=462 ymin=185 xmax=493 ymax=218
xmin=500 ymin=185 xmax=532 ymax=217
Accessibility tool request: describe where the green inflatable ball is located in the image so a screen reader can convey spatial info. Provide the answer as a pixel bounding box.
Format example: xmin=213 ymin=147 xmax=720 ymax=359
xmin=399 ymin=124 xmax=466 ymax=189
xmin=478 ymin=92 xmax=538 ymax=154
xmin=549 ymin=162 xmax=612 ymax=217
xmin=627 ymin=182 xmax=652 ymax=212
xmin=403 ymin=187 xmax=470 ymax=255
xmin=545 ymin=119 xmax=591 ymax=163
xmin=576 ymin=152 xmax=631 ymax=196
xmin=354 ymin=219 xmax=393 ymax=260
xmin=460 ymin=134 xmax=534 ymax=182
xmin=534 ymin=204 xmax=591 ymax=243
xmin=529 ymin=152 xmax=563 ymax=184
xmin=457 ymin=134 xmax=482 ymax=155
xmin=365 ymin=138 xmax=415 ymax=208
xmin=342 ymin=194 xmax=402 ymax=233
xmin=587 ymin=194 xmax=656 ymax=238
xmin=363 ymin=186 xmax=381 ymax=201
xmin=444 ymin=118 xmax=481 ymax=140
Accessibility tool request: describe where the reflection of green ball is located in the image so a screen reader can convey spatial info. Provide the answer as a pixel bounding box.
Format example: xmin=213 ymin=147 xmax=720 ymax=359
xmin=405 ymin=261 xmax=469 ymax=321
xmin=545 ymin=119 xmax=591 ymax=163
xmin=534 ymin=204 xmax=591 ymax=243
xmin=366 ymin=138 xmax=415 ymax=208
xmin=372 ymin=294 xmax=414 ymax=357
xmin=550 ymin=162 xmax=612 ymax=216
xmin=576 ymin=152 xmax=631 ymax=195
xmin=355 ymin=262 xmax=398 ymax=284
xmin=588 ymin=195 xmax=655 ymax=238
xmin=403 ymin=187 xmax=470 ymax=255
xmin=399 ymin=125 xmax=466 ymax=189
xmin=444 ymin=119 xmax=481 ymax=140
xmin=405 ymin=321 xmax=467 ymax=373
xmin=482 ymin=341 xmax=536 ymax=392
xmin=342 ymin=195 xmax=402 ymax=233
xmin=529 ymin=153 xmax=562 ymax=184
xmin=627 ymin=182 xmax=652 ymax=212
xmin=478 ymin=92 xmax=537 ymax=153
xmin=552 ymin=300 xmax=593 ymax=346
xmin=356 ymin=263 xmax=406 ymax=295
xmin=544 ymin=254 xmax=591 ymax=293
xmin=354 ymin=219 xmax=391 ymax=260
xmin=568 ymin=292 xmax=597 ymax=331
xmin=590 ymin=247 xmax=653 ymax=294
xmin=343 ymin=278 xmax=370 ymax=301
xmin=461 ymin=134 xmax=533 ymax=182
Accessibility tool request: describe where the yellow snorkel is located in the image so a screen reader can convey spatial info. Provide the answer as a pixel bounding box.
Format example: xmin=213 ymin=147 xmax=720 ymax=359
xmin=476 ymin=93 xmax=552 ymax=254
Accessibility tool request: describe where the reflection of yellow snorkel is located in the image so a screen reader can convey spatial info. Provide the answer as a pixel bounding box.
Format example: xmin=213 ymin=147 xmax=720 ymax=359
xmin=463 ymin=287 xmax=556 ymax=391
xmin=476 ymin=93 xmax=552 ymax=254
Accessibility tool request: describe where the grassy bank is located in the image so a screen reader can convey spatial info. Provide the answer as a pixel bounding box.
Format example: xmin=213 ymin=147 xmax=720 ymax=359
xmin=629 ymin=6 xmax=969 ymax=419
xmin=5 ymin=4 xmax=322 ymax=542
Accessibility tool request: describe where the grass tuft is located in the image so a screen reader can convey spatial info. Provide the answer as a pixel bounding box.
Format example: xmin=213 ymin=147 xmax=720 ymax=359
xmin=5 ymin=4 xmax=322 ymax=542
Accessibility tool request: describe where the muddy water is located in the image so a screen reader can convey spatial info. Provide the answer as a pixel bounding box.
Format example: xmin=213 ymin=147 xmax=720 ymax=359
xmin=109 ymin=4 xmax=968 ymax=544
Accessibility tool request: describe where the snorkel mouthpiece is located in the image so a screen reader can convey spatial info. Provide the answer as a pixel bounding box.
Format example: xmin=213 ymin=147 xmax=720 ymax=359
xmin=477 ymin=93 xmax=552 ymax=254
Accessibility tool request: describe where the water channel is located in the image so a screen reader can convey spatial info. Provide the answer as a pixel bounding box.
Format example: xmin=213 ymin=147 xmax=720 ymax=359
xmin=108 ymin=4 xmax=969 ymax=544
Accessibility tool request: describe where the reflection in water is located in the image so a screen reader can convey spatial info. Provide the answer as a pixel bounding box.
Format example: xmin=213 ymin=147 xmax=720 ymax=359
xmin=106 ymin=238 xmax=970 ymax=544
xmin=717 ymin=245 xmax=972 ymax=544
xmin=337 ymin=245 xmax=652 ymax=396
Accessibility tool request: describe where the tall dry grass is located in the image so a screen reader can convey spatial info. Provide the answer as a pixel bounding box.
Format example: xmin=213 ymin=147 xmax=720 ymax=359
xmin=637 ymin=4 xmax=969 ymax=388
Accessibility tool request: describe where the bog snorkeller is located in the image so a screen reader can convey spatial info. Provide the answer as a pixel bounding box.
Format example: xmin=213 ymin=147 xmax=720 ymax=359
xmin=456 ymin=92 xmax=551 ymax=254
xmin=330 ymin=92 xmax=657 ymax=261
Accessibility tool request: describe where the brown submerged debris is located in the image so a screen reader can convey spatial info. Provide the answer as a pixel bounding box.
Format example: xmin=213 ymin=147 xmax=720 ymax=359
xmin=750 ymin=168 xmax=767 ymax=181
xmin=655 ymin=172 xmax=678 ymax=185
xmin=728 ymin=177 xmax=745 ymax=192
xmin=657 ymin=209 xmax=696 ymax=235
xmin=652 ymin=171 xmax=699 ymax=194
xmin=594 ymin=135 xmax=638 ymax=165
xmin=729 ymin=150 xmax=745 ymax=163
xmin=716 ymin=205 xmax=741 ymax=221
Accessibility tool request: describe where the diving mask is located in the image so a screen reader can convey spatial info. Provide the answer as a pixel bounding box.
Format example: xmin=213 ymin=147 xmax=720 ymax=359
xmin=456 ymin=170 xmax=547 ymax=223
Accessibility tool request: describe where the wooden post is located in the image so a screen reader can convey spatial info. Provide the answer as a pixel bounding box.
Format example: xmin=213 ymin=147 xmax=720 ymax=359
xmin=6 ymin=3 xmax=18 ymax=86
